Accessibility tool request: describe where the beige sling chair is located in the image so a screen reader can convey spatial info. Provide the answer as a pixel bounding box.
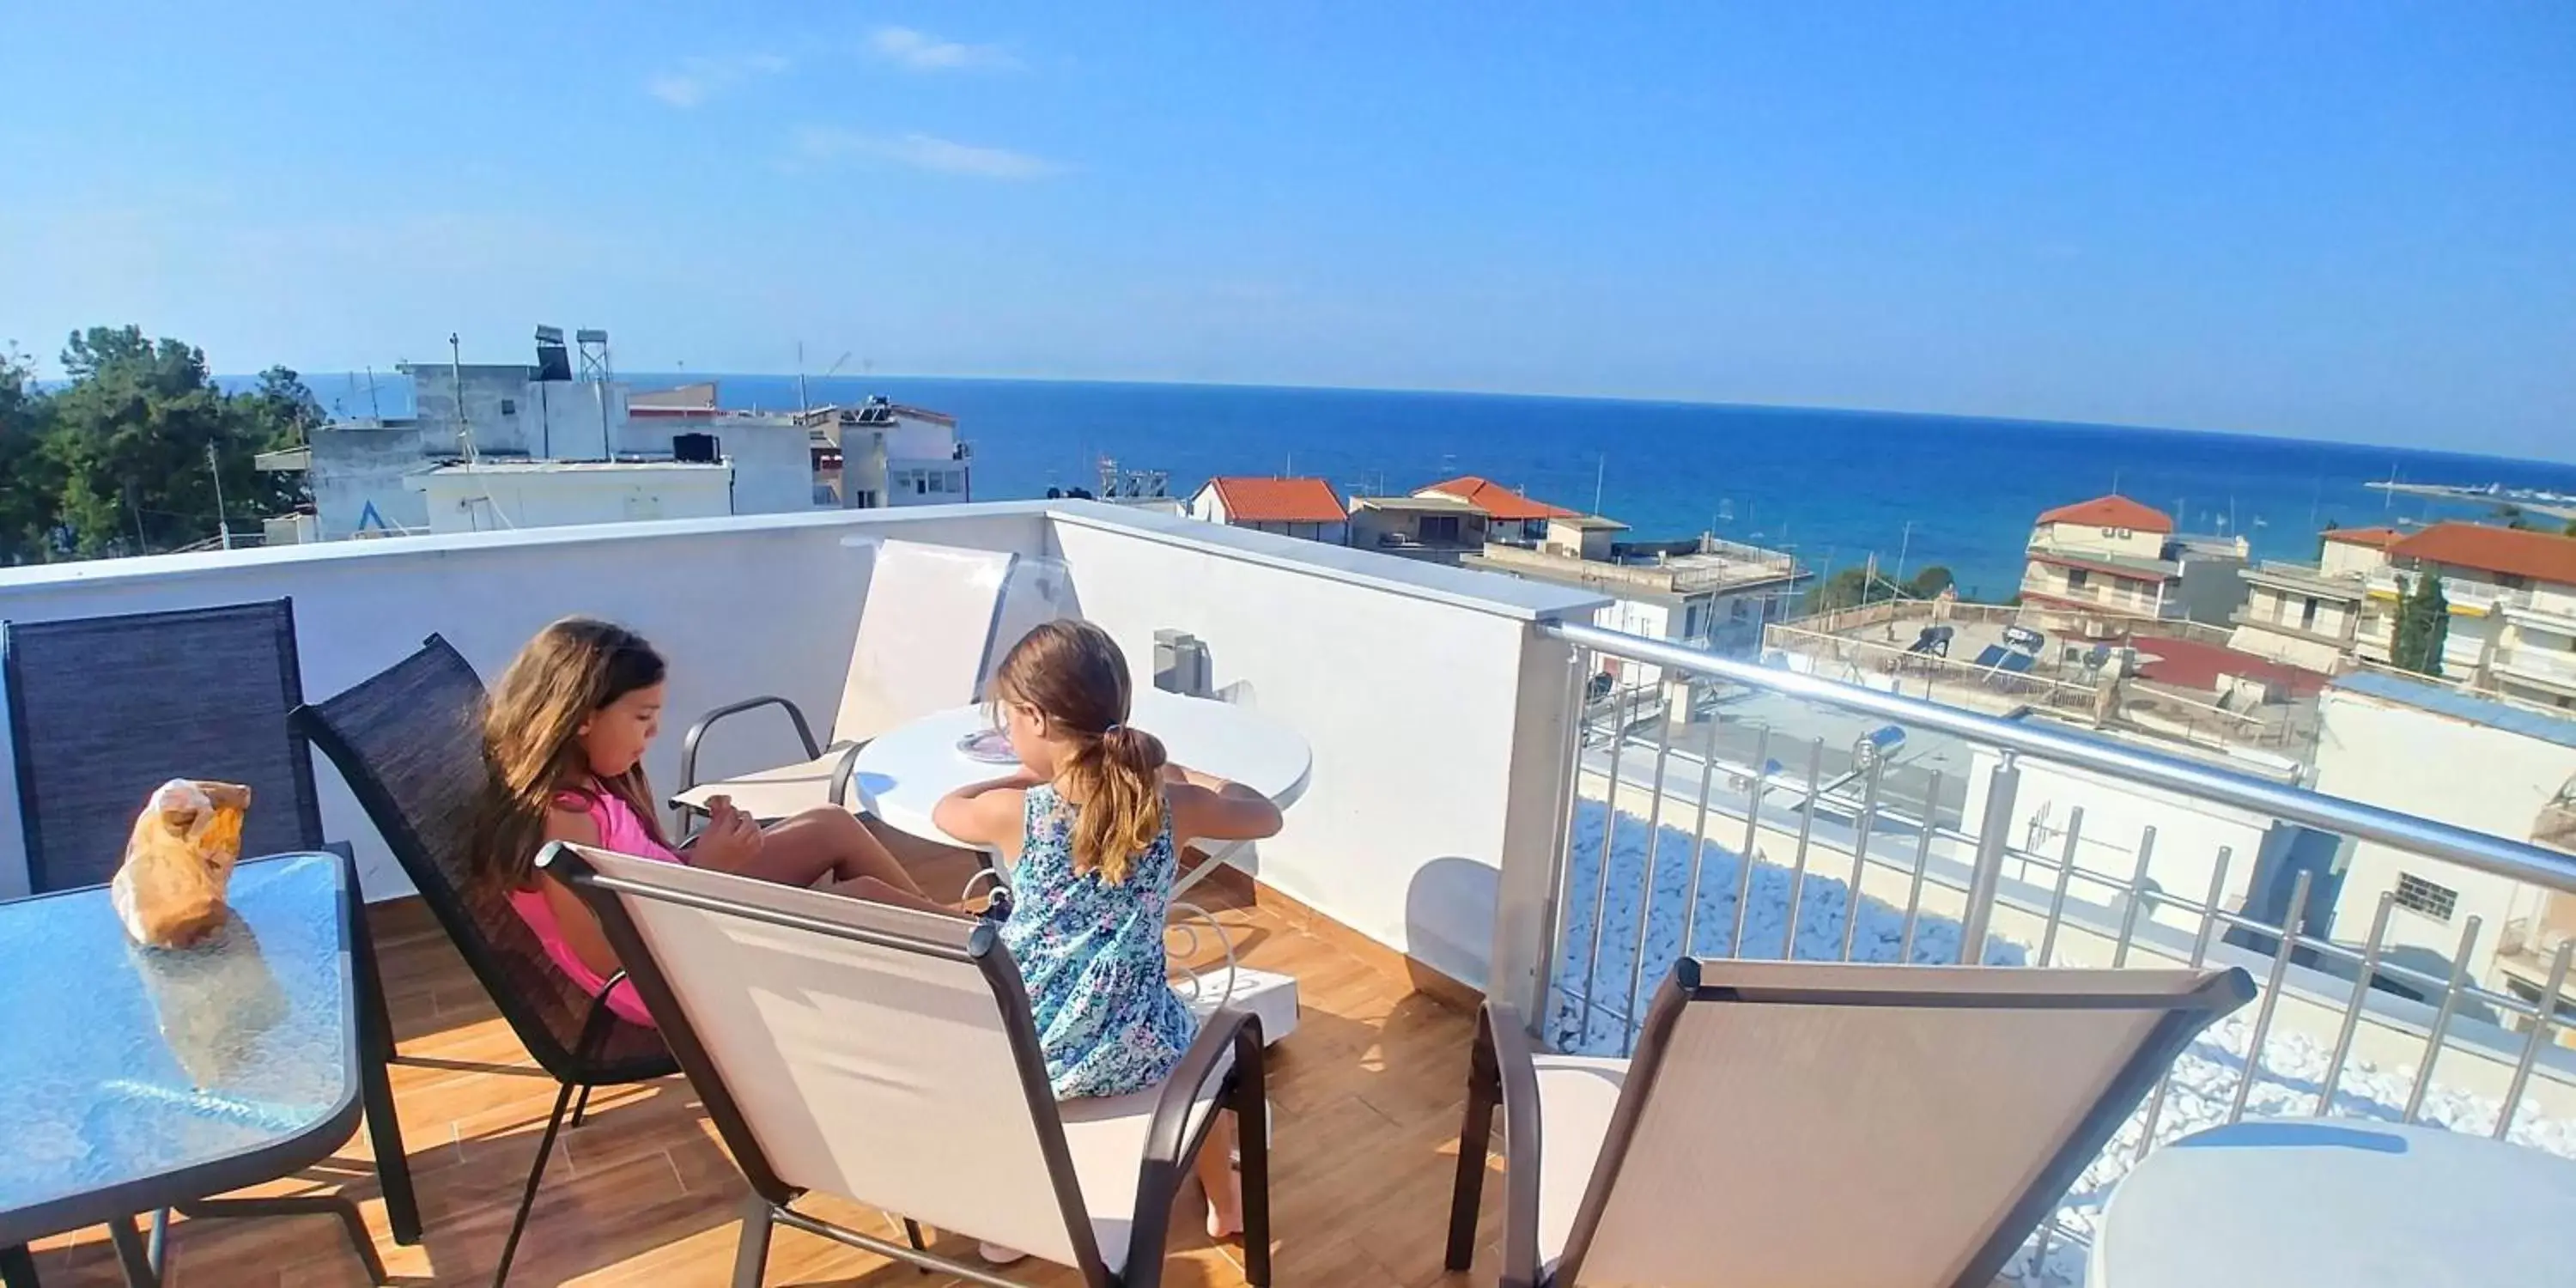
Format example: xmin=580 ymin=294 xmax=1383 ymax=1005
xmin=541 ymin=841 xmax=1271 ymax=1288
xmin=1445 ymin=957 xmax=2253 ymax=1288
xmin=672 ymin=537 xmax=1078 ymax=823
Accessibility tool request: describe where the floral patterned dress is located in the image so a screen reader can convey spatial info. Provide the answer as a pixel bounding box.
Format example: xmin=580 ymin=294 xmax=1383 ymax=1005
xmin=998 ymin=782 xmax=1198 ymax=1098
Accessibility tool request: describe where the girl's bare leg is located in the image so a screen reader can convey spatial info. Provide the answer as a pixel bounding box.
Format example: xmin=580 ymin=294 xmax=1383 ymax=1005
xmin=1198 ymin=1109 xmax=1242 ymax=1238
xmin=740 ymin=808 xmax=933 ymax=896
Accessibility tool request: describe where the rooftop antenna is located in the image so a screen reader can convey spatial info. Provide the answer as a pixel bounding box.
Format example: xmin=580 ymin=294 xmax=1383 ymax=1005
xmin=206 ymin=442 xmax=231 ymax=551
xmin=364 ymin=366 xmax=382 ymax=420
xmin=577 ymin=328 xmax=612 ymax=459
xmin=796 ymin=340 xmax=809 ymax=415
xmin=448 ymin=332 xmax=477 ymax=465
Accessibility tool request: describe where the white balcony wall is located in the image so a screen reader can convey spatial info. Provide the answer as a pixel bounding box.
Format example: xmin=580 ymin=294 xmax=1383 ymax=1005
xmin=0 ymin=501 xmax=1599 ymax=1005
xmin=0 ymin=505 xmax=1053 ymax=901
xmin=1046 ymin=507 xmax=1602 ymax=994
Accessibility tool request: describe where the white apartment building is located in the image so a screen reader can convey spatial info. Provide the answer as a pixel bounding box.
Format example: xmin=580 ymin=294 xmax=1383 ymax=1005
xmin=258 ymin=357 xmax=823 ymax=538
xmin=2018 ymin=495 xmax=2250 ymax=637
xmin=2313 ymin=671 xmax=2576 ymax=1022
xmin=2354 ymin=524 xmax=2576 ymax=711
xmin=1466 ymin=525 xmax=1807 ymax=701
xmin=2227 ymin=526 xmax=2403 ymax=673
xmin=815 ymin=397 xmax=972 ymax=509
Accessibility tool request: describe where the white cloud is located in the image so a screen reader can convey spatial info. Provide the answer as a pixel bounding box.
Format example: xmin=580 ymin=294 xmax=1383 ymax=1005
xmin=647 ymin=53 xmax=791 ymax=107
xmin=868 ymin=27 xmax=1019 ymax=71
xmin=796 ymin=128 xmax=1062 ymax=180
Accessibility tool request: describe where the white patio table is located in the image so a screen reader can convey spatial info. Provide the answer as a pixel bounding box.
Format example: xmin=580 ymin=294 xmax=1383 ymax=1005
xmin=851 ymin=688 xmax=1311 ymax=878
xmin=2092 ymin=1117 xmax=2576 ymax=1288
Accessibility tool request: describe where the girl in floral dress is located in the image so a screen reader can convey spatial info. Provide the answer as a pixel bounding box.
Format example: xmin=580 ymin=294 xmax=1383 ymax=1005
xmin=935 ymin=620 xmax=1283 ymax=1245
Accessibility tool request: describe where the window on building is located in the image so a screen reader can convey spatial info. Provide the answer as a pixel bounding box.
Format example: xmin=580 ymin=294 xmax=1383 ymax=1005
xmin=1419 ymin=515 xmax=1461 ymax=544
xmin=2300 ymin=597 xmax=2320 ymax=631
xmin=2393 ymin=872 xmax=2460 ymax=922
xmin=2066 ymin=568 xmax=2091 ymax=591
xmin=1683 ymin=603 xmax=1704 ymax=639
xmin=499 ymin=398 xmax=517 ymax=416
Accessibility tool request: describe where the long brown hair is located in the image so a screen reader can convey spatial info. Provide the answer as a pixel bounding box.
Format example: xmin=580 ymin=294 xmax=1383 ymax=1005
xmin=992 ymin=620 xmax=1167 ymax=884
xmin=473 ymin=617 xmax=670 ymax=894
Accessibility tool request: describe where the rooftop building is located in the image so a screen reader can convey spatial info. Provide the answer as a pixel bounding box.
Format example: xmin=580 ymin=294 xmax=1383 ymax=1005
xmin=2228 ymin=520 xmax=2576 ymax=712
xmin=1345 ymin=493 xmax=1491 ymax=562
xmin=1413 ymin=476 xmax=1577 ymax=544
xmin=2019 ymin=494 xmax=2251 ymax=636
xmin=1764 ymin=596 xmax=2323 ymax=758
xmin=805 ymin=396 xmax=972 ymax=510
xmin=1188 ymin=477 xmax=1348 ymax=544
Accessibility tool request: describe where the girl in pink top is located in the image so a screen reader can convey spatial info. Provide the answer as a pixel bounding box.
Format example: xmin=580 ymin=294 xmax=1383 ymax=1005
xmin=477 ymin=617 xmax=942 ymax=1027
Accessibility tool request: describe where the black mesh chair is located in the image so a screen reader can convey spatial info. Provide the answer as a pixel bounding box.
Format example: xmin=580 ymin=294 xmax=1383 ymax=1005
xmin=292 ymin=635 xmax=675 ymax=1286
xmin=3 ymin=598 xmax=328 ymax=892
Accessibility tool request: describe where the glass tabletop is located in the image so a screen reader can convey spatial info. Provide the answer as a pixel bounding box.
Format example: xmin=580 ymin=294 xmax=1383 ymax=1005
xmin=0 ymin=853 xmax=355 ymax=1227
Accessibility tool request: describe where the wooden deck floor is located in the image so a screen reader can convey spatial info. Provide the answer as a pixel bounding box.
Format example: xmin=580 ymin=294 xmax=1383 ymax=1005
xmin=21 ymin=841 xmax=1510 ymax=1286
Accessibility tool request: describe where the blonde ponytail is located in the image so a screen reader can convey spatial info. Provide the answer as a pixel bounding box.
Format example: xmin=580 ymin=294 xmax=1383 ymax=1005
xmin=1060 ymin=725 xmax=1168 ymax=884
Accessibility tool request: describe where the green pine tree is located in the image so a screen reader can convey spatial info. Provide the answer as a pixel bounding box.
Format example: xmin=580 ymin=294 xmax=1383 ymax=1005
xmin=2391 ymin=570 xmax=2451 ymax=677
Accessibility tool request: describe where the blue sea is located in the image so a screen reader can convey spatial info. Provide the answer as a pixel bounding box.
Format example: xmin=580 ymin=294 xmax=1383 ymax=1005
xmin=299 ymin=373 xmax=2576 ymax=602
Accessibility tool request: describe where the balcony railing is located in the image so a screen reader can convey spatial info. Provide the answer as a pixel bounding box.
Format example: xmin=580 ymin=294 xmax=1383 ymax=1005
xmin=2227 ymin=605 xmax=2355 ymax=647
xmin=2372 ymin=570 xmax=2527 ymax=614
xmin=1509 ymin=619 xmax=2576 ymax=1280
xmin=2499 ymin=646 xmax=2576 ymax=690
xmin=2503 ymin=596 xmax=2576 ymax=636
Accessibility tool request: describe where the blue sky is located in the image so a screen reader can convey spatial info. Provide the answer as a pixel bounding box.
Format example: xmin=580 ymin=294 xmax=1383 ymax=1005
xmin=2 ymin=3 xmax=2570 ymax=459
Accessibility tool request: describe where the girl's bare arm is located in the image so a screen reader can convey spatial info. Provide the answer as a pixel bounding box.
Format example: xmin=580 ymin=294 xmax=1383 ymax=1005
xmin=1165 ymin=769 xmax=1284 ymax=846
xmin=535 ymin=806 xmax=623 ymax=981
xmin=933 ymin=774 xmax=1037 ymax=848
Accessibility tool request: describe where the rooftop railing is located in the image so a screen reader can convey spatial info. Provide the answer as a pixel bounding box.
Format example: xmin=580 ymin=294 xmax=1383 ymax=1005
xmin=1510 ymin=618 xmax=2576 ymax=1281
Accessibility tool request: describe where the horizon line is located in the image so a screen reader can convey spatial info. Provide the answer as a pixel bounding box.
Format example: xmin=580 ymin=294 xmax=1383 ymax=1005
xmin=221 ymin=366 xmax=2576 ymax=471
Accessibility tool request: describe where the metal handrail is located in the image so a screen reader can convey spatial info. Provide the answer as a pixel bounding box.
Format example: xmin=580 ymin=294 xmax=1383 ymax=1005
xmin=1541 ymin=618 xmax=2576 ymax=896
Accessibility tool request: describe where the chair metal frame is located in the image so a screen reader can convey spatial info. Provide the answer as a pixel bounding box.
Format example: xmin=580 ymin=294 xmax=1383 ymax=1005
xmin=293 ymin=635 xmax=677 ymax=1286
xmin=545 ymin=841 xmax=1272 ymax=1288
xmin=1446 ymin=957 xmax=2254 ymax=1288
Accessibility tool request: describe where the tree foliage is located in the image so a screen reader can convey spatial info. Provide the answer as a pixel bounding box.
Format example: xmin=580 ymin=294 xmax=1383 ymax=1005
xmin=2391 ymin=570 xmax=2451 ymax=677
xmin=1801 ymin=562 xmax=1959 ymax=615
xmin=0 ymin=326 xmax=316 ymax=562
xmin=0 ymin=343 xmax=58 ymax=562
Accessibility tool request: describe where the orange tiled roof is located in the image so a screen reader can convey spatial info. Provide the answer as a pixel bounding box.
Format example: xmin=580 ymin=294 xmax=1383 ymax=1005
xmin=1203 ymin=477 xmax=1347 ymax=525
xmin=2389 ymin=522 xmax=2576 ymax=586
xmin=2036 ymin=494 xmax=2174 ymax=534
xmin=1415 ymin=476 xmax=1578 ymax=522
xmin=2321 ymin=526 xmax=2403 ymax=550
